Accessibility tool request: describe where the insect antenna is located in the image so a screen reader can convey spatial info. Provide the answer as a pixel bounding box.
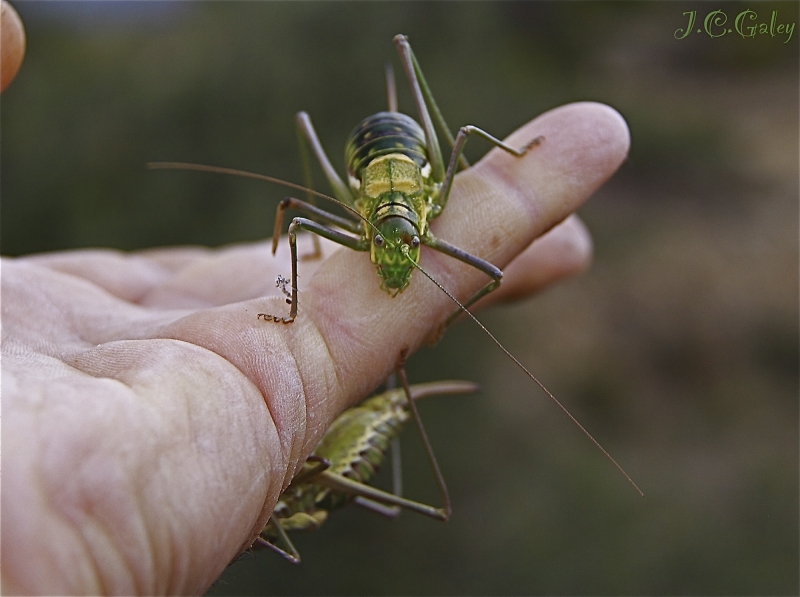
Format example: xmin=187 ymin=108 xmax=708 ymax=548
xmin=385 ymin=63 xmax=398 ymax=112
xmin=146 ymin=162 xmax=371 ymax=227
xmin=403 ymin=247 xmax=644 ymax=497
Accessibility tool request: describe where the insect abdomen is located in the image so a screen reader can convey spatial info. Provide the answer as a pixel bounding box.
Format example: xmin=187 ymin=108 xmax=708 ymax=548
xmin=345 ymin=111 xmax=429 ymax=186
xmin=313 ymin=389 xmax=409 ymax=508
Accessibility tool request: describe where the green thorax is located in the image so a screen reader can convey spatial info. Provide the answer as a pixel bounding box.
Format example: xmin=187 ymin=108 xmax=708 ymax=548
xmin=344 ymin=112 xmax=443 ymax=293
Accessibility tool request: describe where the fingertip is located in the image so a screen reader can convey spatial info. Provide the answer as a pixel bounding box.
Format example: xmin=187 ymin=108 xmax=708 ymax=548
xmin=488 ymin=214 xmax=594 ymax=305
xmin=559 ymin=213 xmax=594 ymax=273
xmin=491 ymin=102 xmax=630 ymax=211
xmin=1 ymin=0 xmax=26 ymax=93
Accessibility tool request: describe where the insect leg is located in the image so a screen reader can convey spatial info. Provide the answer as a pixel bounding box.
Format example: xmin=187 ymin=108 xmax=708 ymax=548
xmin=258 ymin=217 xmax=368 ymax=323
xmin=285 ymin=455 xmax=331 ymax=486
xmin=393 ymin=35 xmax=445 ymax=182
xmin=295 ymin=111 xmax=354 ymax=205
xmin=385 ymin=63 xmax=398 ymax=112
xmin=395 ymin=354 xmax=452 ymax=521
xmin=270 ymin=196 xmax=362 ymax=255
xmin=437 ymin=125 xmax=543 ymax=215
xmin=296 ymin=111 xmax=323 ymax=260
xmin=256 ymin=519 xmax=302 ymax=564
xmin=395 ymin=34 xmax=541 ymax=214
xmin=353 ymin=496 xmax=402 ymax=518
xmin=315 ymin=469 xmax=447 ymax=521
xmin=394 ymin=34 xmax=468 ymax=175
xmin=423 ymin=235 xmax=504 ymax=328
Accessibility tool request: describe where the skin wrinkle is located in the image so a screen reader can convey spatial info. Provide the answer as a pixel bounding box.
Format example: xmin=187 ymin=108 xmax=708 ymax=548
xmin=263 ymin=333 xmax=304 ymax=487
xmin=79 ymin=487 xmax=133 ymax=595
xmin=308 ymin=294 xmax=410 ymax=406
xmin=484 ymin=184 xmax=541 ymax=266
xmin=53 ymin=367 xmax=151 ymax=593
xmin=293 ymin=310 xmax=343 ymax=461
xmin=132 ymin=479 xmax=158 ymax=596
xmin=228 ymin=322 xmax=294 ymax=507
xmin=302 ymin=263 xmax=392 ymax=400
xmin=159 ymin=377 xmax=204 ymax=595
xmin=61 ymin=341 xmax=254 ymax=592
xmin=134 ymin=331 xmax=284 ymax=553
xmin=36 ymin=411 xmax=108 ymax=594
xmin=24 ymin=397 xmax=100 ymax=594
xmin=169 ymin=309 xmax=311 ymax=544
xmin=273 ymin=309 xmax=353 ymax=472
xmin=27 ymin=250 xmax=174 ymax=304
xmin=2 ymin=367 xmax=88 ymax=591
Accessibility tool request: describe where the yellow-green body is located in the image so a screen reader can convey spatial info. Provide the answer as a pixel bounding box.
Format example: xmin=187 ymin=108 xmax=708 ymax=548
xmin=344 ymin=111 xmax=443 ymax=292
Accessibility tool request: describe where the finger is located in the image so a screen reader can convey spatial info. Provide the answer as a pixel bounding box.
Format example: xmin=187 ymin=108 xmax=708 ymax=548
xmin=477 ymin=213 xmax=593 ymax=308
xmin=136 ymin=235 xmax=339 ymax=308
xmin=2 ymin=339 xmax=275 ymax=595
xmin=24 ymin=235 xmax=338 ymax=308
xmin=293 ymin=101 xmax=629 ymax=396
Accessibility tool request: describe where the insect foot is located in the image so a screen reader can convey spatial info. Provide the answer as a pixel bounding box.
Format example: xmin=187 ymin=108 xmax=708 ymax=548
xmin=257 ymin=312 xmax=296 ymax=324
xmin=257 ymin=275 xmax=297 ymax=322
xmin=524 ymin=135 xmax=546 ymax=151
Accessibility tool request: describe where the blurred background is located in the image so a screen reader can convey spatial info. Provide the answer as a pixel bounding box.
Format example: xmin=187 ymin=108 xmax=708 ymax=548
xmin=2 ymin=1 xmax=797 ymax=594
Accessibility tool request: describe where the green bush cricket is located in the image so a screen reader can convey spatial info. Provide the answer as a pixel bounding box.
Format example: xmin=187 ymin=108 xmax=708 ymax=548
xmin=257 ymin=378 xmax=479 ymax=563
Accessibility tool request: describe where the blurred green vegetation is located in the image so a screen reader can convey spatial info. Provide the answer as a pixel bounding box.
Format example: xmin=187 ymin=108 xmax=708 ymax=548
xmin=2 ymin=1 xmax=797 ymax=595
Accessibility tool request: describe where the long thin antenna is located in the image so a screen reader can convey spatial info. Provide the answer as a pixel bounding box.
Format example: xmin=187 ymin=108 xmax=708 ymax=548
xmin=146 ymin=162 xmax=370 ymax=227
xmin=385 ymin=63 xmax=398 ymax=112
xmin=406 ymin=252 xmax=644 ymax=497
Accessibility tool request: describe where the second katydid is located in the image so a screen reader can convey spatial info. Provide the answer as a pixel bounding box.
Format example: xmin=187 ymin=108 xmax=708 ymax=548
xmin=258 ymin=379 xmax=479 ymax=563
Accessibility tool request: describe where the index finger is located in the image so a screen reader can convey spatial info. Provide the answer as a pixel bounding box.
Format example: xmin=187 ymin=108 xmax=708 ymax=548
xmin=300 ymin=101 xmax=629 ymax=397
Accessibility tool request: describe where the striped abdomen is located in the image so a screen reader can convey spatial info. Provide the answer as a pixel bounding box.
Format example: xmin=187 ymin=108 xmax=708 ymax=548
xmin=344 ymin=111 xmax=429 ymax=187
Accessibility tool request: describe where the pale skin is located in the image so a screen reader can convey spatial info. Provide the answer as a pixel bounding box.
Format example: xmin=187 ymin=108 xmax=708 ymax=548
xmin=2 ymin=101 xmax=629 ymax=594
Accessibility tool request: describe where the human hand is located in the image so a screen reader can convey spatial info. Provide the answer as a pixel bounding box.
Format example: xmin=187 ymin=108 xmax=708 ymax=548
xmin=1 ymin=102 xmax=628 ymax=594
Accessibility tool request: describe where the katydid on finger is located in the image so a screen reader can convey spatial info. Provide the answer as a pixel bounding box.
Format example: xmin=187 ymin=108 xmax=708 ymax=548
xmin=149 ymin=34 xmax=642 ymax=513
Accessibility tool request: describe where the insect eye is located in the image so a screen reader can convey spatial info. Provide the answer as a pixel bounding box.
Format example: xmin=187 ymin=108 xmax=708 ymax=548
xmin=411 ymin=236 xmax=420 ymax=249
xmin=374 ymin=234 xmax=384 ymax=247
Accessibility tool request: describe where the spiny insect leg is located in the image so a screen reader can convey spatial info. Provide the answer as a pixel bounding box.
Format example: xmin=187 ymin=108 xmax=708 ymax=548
xmin=296 ymin=111 xmax=354 ymax=205
xmin=437 ymin=124 xmax=543 ymax=215
xmin=421 ymin=235 xmax=504 ymax=330
xmin=270 ymin=196 xmax=361 ymax=255
xmin=259 ymin=217 xmax=367 ymax=323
